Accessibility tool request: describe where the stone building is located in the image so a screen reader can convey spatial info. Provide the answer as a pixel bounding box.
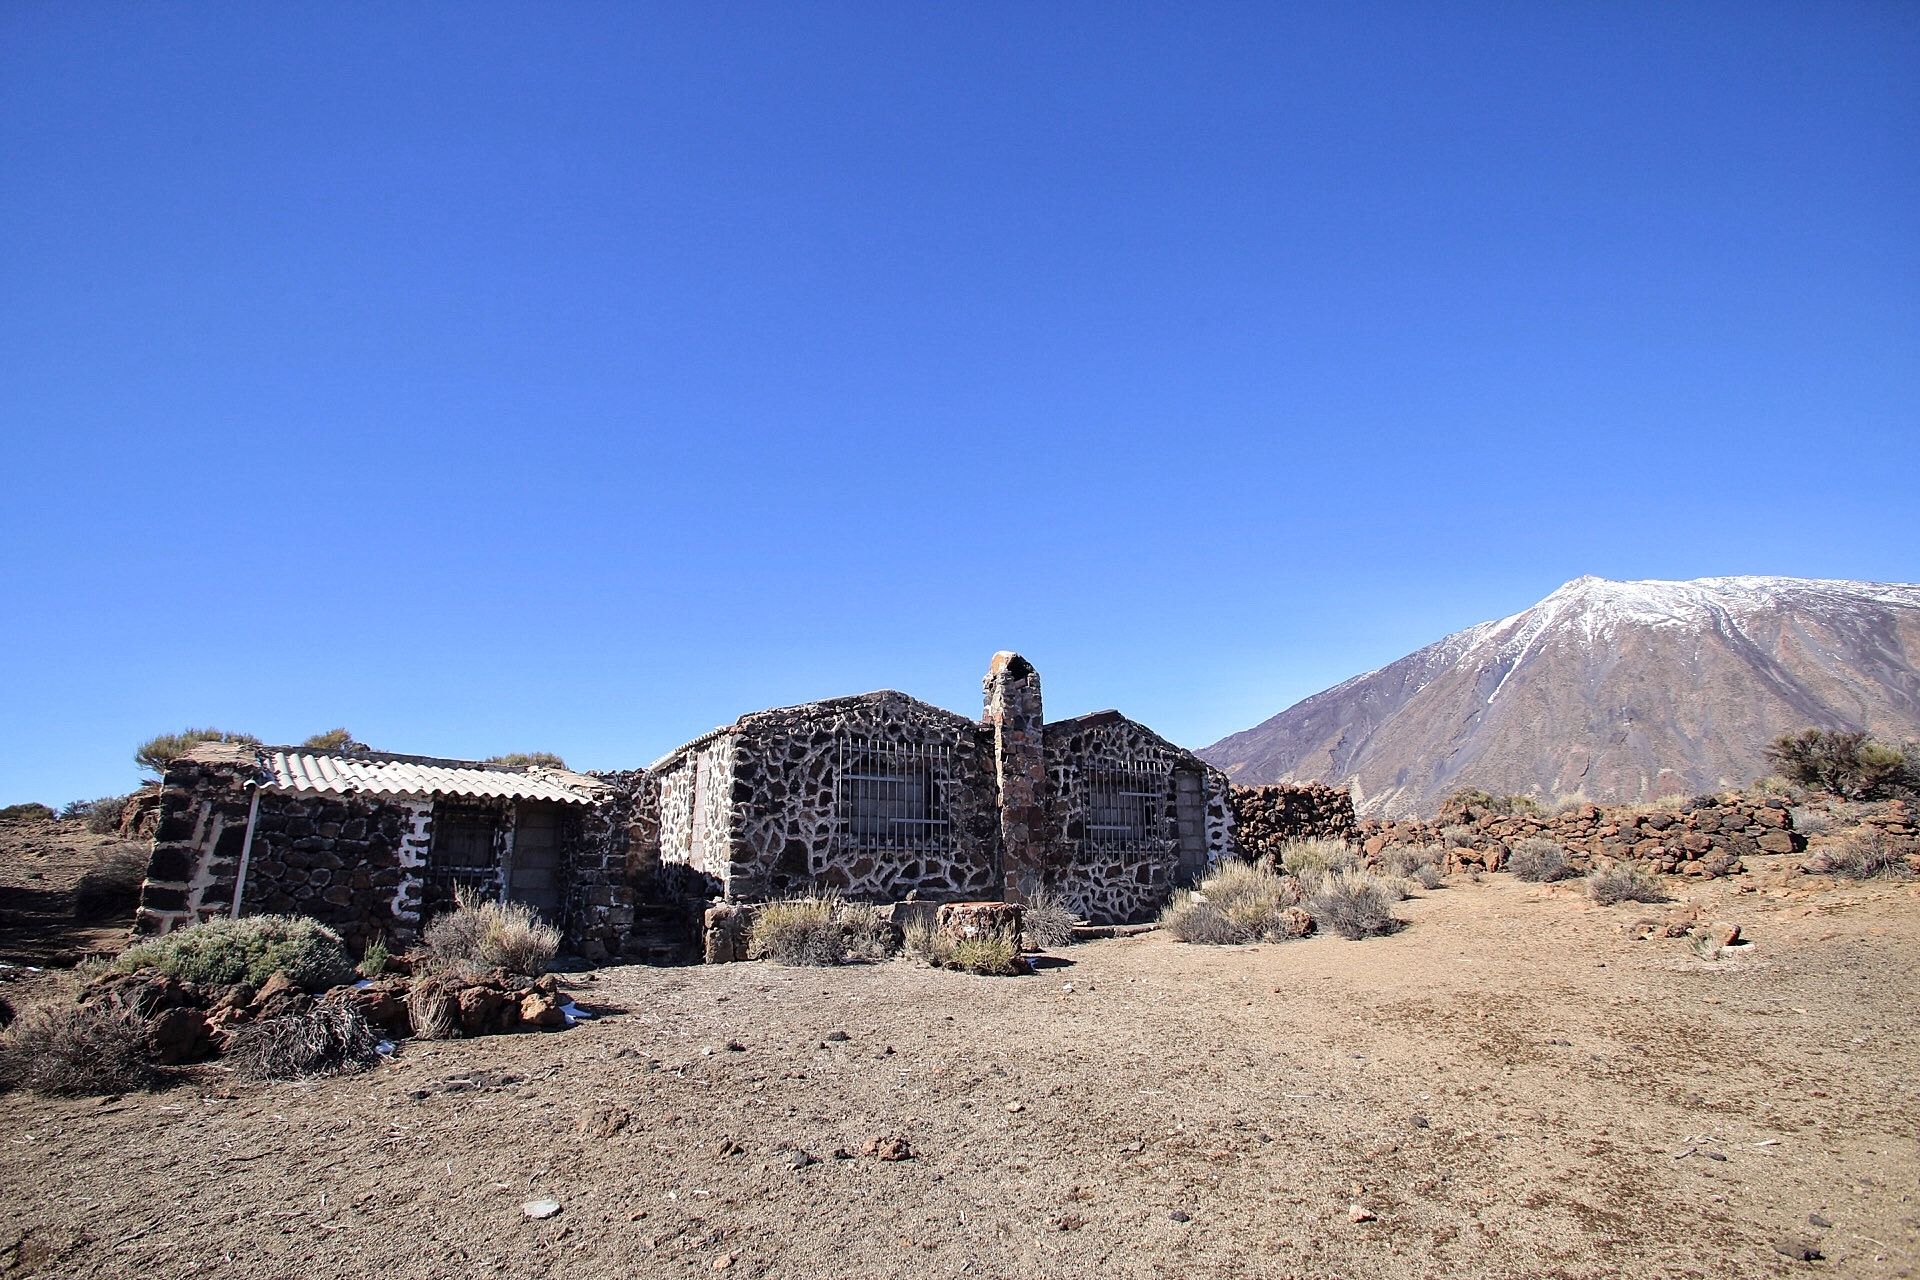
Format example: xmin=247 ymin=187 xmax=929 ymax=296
xmin=633 ymin=652 xmax=1236 ymax=925
xmin=132 ymin=652 xmax=1236 ymax=959
xmin=133 ymin=742 xmax=641 ymax=961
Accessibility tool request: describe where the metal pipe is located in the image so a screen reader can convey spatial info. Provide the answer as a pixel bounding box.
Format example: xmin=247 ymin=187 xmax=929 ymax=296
xmin=230 ymin=787 xmax=263 ymax=918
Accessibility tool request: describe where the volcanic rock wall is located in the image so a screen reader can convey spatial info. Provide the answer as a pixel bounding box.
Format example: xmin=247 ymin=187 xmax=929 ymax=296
xmin=1227 ymin=783 xmax=1359 ymax=864
xmin=1359 ymin=794 xmax=1807 ymax=878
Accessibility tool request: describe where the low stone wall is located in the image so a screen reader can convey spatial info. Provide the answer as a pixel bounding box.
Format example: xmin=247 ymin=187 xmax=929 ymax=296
xmin=1227 ymin=783 xmax=1359 ymax=864
xmin=1358 ymin=794 xmax=1806 ymax=878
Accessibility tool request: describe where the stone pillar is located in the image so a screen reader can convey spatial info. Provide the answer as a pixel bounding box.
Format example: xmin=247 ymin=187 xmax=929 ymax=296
xmin=983 ymin=651 xmax=1048 ymax=899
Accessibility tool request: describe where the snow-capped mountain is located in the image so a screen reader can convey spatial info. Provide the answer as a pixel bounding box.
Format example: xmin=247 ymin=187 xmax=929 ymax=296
xmin=1199 ymin=575 xmax=1920 ymax=818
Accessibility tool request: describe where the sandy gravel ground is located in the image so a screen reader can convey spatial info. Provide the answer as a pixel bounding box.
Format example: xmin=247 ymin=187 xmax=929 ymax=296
xmin=2 ymin=863 xmax=1916 ymax=1280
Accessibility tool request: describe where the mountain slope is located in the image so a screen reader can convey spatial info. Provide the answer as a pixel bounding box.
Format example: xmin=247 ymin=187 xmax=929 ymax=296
xmin=1201 ymin=575 xmax=1920 ymax=818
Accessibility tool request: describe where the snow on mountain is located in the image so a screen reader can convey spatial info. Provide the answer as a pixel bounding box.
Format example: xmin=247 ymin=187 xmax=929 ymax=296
xmin=1200 ymin=575 xmax=1920 ymax=818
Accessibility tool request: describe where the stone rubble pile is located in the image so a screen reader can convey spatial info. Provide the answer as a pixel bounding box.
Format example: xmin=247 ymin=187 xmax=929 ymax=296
xmin=78 ymin=961 xmax=579 ymax=1065
xmin=1358 ymin=794 xmax=1807 ymax=879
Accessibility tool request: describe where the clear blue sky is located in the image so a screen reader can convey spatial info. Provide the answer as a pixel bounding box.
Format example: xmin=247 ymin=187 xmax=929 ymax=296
xmin=3 ymin=3 xmax=1916 ymax=806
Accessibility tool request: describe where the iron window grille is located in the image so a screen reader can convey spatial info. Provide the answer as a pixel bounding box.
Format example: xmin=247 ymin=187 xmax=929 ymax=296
xmin=836 ymin=736 xmax=953 ymax=855
xmin=1084 ymin=760 xmax=1167 ymax=855
xmin=427 ymin=804 xmax=500 ymax=897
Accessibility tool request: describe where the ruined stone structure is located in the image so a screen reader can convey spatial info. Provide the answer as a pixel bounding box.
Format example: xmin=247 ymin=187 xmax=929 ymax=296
xmin=135 ymin=742 xmax=638 ymax=960
xmin=133 ymin=652 xmax=1237 ymax=959
xmin=637 ymin=653 xmax=1237 ymax=926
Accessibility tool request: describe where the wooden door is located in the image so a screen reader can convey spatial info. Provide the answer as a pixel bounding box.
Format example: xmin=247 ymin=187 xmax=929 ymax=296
xmin=508 ymin=803 xmax=564 ymax=919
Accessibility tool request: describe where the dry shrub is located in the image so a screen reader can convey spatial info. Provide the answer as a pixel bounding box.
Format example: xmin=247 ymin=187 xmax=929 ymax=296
xmin=422 ymin=885 xmax=559 ymax=976
xmin=1160 ymin=862 xmax=1309 ymax=945
xmin=1309 ymin=870 xmax=1401 ymax=941
xmin=1277 ymin=837 xmax=1358 ymax=884
xmin=1587 ymin=864 xmax=1666 ymax=906
xmin=1021 ymin=885 xmax=1079 ymax=948
xmin=228 ymin=995 xmax=379 ymax=1080
xmin=1787 ymin=807 xmax=1832 ymax=837
xmin=1382 ymin=844 xmax=1443 ymax=886
xmin=1508 ymin=838 xmax=1576 ymax=883
xmin=74 ymin=844 xmax=150 ymax=919
xmin=116 ymin=915 xmax=352 ymax=990
xmin=903 ymin=918 xmax=953 ymax=967
xmin=838 ymin=901 xmax=900 ymax=963
xmin=406 ymin=974 xmax=461 ymax=1040
xmin=748 ymin=893 xmax=898 ymax=967
xmin=948 ymin=930 xmax=1022 ymax=976
xmin=1822 ymin=829 xmax=1915 ymax=880
xmin=1440 ymin=825 xmax=1477 ymax=849
xmin=0 ymin=1001 xmax=160 ymax=1096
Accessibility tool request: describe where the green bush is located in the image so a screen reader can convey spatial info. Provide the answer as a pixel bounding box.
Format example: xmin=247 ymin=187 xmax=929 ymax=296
xmin=1765 ymin=728 xmax=1913 ymax=801
xmin=115 ymin=915 xmax=353 ymax=991
xmin=1587 ymin=864 xmax=1666 ymax=905
xmin=948 ymin=931 xmax=1023 ymax=976
xmin=0 ymin=803 xmax=54 ymax=822
xmin=486 ymin=752 xmax=568 ymax=770
xmin=357 ymin=937 xmax=390 ymax=977
xmin=1508 ymin=838 xmax=1576 ymax=883
xmin=300 ymin=728 xmax=359 ymax=751
xmin=422 ymin=885 xmax=560 ymax=976
xmin=0 ymin=1001 xmax=160 ymax=1096
xmin=82 ymin=794 xmax=133 ymax=836
xmin=136 ymin=728 xmax=261 ymax=777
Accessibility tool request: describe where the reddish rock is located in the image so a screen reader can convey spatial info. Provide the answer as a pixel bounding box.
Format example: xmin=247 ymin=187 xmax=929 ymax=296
xmin=1756 ymin=830 xmax=1804 ymax=855
xmin=520 ymin=993 xmax=566 ymax=1028
xmin=936 ymin=901 xmax=1023 ymax=940
xmin=148 ymin=1007 xmax=214 ymax=1064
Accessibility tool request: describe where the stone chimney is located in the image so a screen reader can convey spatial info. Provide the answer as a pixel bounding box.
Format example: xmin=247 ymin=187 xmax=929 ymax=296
xmin=983 ymin=651 xmax=1047 ymax=898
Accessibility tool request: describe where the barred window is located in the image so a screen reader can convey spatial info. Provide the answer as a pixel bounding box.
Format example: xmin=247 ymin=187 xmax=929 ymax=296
xmin=1085 ymin=763 xmax=1163 ymax=854
xmin=837 ymin=736 xmax=952 ymax=854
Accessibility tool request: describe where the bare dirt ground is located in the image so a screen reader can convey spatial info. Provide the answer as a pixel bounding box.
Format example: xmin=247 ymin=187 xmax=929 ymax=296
xmin=0 ymin=813 xmax=141 ymax=964
xmin=3 ymin=861 xmax=1917 ymax=1279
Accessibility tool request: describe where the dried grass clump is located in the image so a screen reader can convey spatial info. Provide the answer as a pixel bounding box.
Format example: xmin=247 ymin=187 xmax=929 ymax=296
xmin=422 ymin=885 xmax=560 ymax=976
xmin=903 ymin=918 xmax=953 ymax=967
xmin=1160 ymin=862 xmax=1310 ymax=945
xmin=406 ymin=973 xmax=461 ymax=1040
xmin=1440 ymin=825 xmax=1477 ymax=849
xmin=1382 ymin=844 xmax=1443 ymax=886
xmin=948 ymin=930 xmax=1023 ymax=977
xmin=748 ymin=893 xmax=898 ymax=967
xmin=1277 ymin=837 xmax=1359 ymax=885
xmin=1587 ymin=864 xmax=1667 ymax=906
xmin=1309 ymin=870 xmax=1402 ymax=940
xmin=837 ymin=901 xmax=899 ymax=963
xmin=1021 ymin=886 xmax=1079 ymax=948
xmin=115 ymin=915 xmax=352 ymax=990
xmin=228 ymin=996 xmax=379 ymax=1080
xmin=0 ymin=1001 xmax=160 ymax=1096
xmin=1822 ymin=829 xmax=1915 ymax=880
xmin=1508 ymin=838 xmax=1576 ymax=883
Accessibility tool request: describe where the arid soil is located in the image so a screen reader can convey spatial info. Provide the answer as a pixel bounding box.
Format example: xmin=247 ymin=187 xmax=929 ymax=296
xmin=0 ymin=813 xmax=143 ymax=964
xmin=2 ymin=861 xmax=1917 ymax=1279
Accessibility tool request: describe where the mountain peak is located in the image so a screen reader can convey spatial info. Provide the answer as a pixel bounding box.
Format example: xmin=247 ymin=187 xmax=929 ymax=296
xmin=1200 ymin=574 xmax=1920 ymax=818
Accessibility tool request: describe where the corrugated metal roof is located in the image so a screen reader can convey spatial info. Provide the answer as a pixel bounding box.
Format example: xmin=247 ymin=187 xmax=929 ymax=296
xmin=260 ymin=750 xmax=599 ymax=804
